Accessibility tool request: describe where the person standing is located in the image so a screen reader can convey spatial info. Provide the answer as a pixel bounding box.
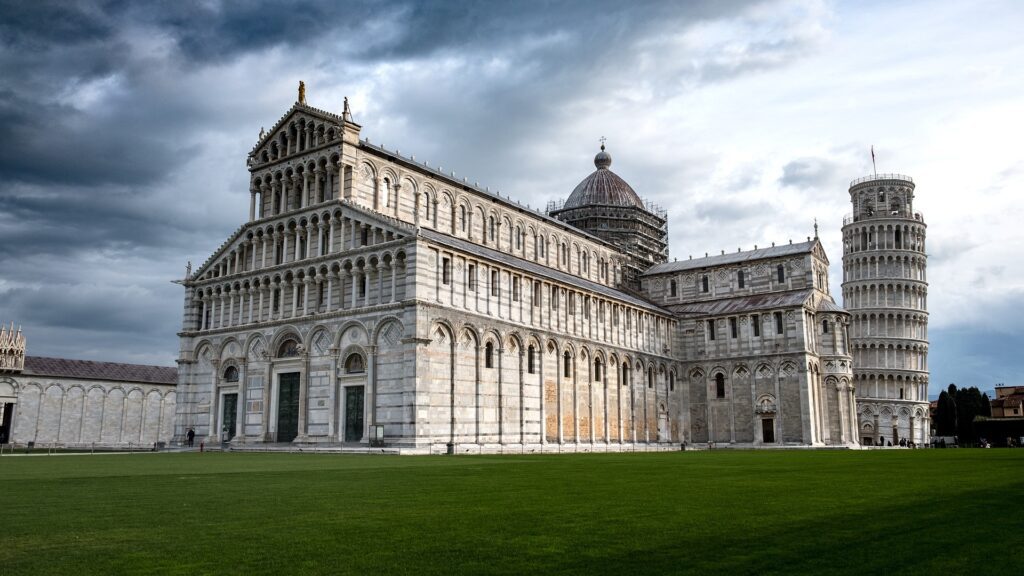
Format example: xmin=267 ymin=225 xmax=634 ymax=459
xmin=186 ymin=427 xmax=195 ymax=448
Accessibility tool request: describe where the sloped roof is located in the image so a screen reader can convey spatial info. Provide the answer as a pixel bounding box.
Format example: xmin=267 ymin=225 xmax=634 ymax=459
xmin=417 ymin=228 xmax=671 ymax=316
xmin=816 ymin=298 xmax=846 ymax=313
xmin=22 ymin=356 xmax=177 ymax=386
xmin=667 ymin=289 xmax=814 ymax=317
xmin=644 ymin=240 xmax=817 ymax=275
xmin=993 ymin=395 xmax=1024 ymax=407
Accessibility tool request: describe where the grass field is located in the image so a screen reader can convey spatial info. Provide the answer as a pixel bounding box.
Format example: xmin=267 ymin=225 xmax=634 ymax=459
xmin=1 ymin=450 xmax=1022 ymax=575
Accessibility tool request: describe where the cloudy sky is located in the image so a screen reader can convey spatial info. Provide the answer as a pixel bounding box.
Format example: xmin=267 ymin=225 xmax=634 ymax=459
xmin=1 ymin=0 xmax=1021 ymax=396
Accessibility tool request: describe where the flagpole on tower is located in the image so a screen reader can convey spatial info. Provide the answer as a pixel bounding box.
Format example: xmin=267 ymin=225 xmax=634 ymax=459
xmin=871 ymin=145 xmax=877 ymax=177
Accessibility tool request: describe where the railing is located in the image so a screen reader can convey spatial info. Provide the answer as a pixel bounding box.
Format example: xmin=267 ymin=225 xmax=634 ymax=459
xmin=849 ymin=173 xmax=914 ymax=187
xmin=547 ymin=198 xmax=667 ymax=220
xmin=843 ymin=211 xmax=925 ymax=225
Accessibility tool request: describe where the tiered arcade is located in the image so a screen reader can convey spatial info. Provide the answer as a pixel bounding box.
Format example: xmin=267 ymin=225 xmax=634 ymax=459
xmin=841 ymin=174 xmax=930 ymax=445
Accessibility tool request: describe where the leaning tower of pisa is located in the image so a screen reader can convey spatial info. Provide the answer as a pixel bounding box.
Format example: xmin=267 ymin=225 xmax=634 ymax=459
xmin=841 ymin=174 xmax=930 ymax=446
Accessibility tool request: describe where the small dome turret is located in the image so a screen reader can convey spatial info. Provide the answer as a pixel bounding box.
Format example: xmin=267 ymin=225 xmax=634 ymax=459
xmin=594 ymin=144 xmax=612 ymax=169
xmin=563 ymin=145 xmax=643 ymax=210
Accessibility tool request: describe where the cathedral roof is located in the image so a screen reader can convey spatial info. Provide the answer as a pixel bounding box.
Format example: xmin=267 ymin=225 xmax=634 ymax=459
xmin=667 ymin=289 xmax=814 ymax=317
xmin=418 ymin=228 xmax=671 ymax=316
xmin=643 ymin=239 xmax=818 ymax=275
xmin=561 ymin=146 xmax=645 ymax=210
xmin=21 ymin=356 xmax=178 ymax=386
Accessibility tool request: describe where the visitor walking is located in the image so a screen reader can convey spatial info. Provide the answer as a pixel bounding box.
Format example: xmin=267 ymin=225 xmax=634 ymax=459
xmin=187 ymin=427 xmax=195 ymax=448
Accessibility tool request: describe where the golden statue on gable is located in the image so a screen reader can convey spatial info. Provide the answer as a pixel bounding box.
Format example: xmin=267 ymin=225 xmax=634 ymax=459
xmin=298 ymin=81 xmax=306 ymax=105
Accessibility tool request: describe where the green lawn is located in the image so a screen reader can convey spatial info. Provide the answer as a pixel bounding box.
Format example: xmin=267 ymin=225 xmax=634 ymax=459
xmin=1 ymin=450 xmax=1021 ymax=575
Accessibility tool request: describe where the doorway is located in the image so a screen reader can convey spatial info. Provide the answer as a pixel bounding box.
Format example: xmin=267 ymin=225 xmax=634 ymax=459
xmin=222 ymin=393 xmax=237 ymax=441
xmin=0 ymin=403 xmax=13 ymax=444
xmin=345 ymin=386 xmax=365 ymax=442
xmin=761 ymin=418 xmax=775 ymax=444
xmin=277 ymin=373 xmax=300 ymax=443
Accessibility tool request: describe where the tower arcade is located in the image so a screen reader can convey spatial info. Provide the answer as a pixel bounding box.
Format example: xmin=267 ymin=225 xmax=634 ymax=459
xmin=841 ymin=174 xmax=930 ymax=445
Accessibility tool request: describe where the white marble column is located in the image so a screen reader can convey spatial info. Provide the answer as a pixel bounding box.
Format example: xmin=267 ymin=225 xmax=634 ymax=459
xmin=342 ymin=270 xmax=350 ymax=309
xmin=389 ymin=263 xmax=397 ymax=303
xmin=258 ymin=287 xmax=267 ymax=323
xmin=364 ymin=269 xmax=372 ymax=308
xmin=327 ymin=218 xmax=335 ymax=255
xmin=325 ymin=274 xmax=334 ymax=312
xmin=302 ymin=170 xmax=310 ymax=207
xmin=336 ymin=160 xmax=345 ymax=200
xmin=290 ymin=281 xmax=299 ymax=318
xmin=246 ymin=287 xmax=255 ymax=323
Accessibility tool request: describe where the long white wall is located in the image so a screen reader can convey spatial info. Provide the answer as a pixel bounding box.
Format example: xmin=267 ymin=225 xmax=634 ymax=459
xmin=2 ymin=377 xmax=175 ymax=447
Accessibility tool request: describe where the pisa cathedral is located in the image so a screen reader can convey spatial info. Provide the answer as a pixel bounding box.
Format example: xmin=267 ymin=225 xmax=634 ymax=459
xmin=172 ymin=87 xmax=928 ymax=452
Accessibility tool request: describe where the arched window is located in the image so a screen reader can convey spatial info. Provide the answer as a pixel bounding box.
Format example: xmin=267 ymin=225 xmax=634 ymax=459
xmin=777 ymin=264 xmax=785 ymax=283
xmin=538 ymin=236 xmax=546 ymax=258
xmin=670 ymin=279 xmax=677 ymax=297
xmin=459 ymin=206 xmax=467 ymax=232
xmin=515 ymin=226 xmax=522 ymax=250
xmin=345 ymin=353 xmax=365 ymax=374
xmin=702 ymin=275 xmax=709 ymax=293
xmin=527 ymin=345 xmax=536 ymax=374
xmin=594 ymin=359 xmax=602 ymax=382
xmin=485 ymin=342 xmax=494 ymax=368
xmin=488 ymin=216 xmax=496 ymax=242
xmin=822 ymin=319 xmax=830 ymax=333
xmin=669 ymin=372 xmax=675 ymax=392
xmin=648 ymin=367 xmax=654 ymax=389
xmin=621 ymin=362 xmax=629 ymax=386
xmin=563 ymin=351 xmax=571 ymax=378
xmin=382 ymin=178 xmax=391 ymax=208
xmin=277 ymin=339 xmax=300 ymax=358
xmin=738 ymin=270 xmax=745 ymax=288
xmin=715 ymin=373 xmax=726 ymax=398
xmin=223 ymin=366 xmax=239 ymax=382
xmin=423 ymin=194 xmax=432 ymax=220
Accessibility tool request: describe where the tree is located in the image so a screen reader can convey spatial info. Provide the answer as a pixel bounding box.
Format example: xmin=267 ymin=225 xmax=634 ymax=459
xmin=953 ymin=385 xmax=989 ymax=445
xmin=934 ymin=389 xmax=957 ymax=436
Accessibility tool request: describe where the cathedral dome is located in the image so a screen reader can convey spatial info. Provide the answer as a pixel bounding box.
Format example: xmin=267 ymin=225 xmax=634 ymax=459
xmin=562 ymin=145 xmax=644 ymax=210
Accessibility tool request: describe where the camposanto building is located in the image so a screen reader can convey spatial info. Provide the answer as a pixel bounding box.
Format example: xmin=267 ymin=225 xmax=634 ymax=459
xmin=174 ymin=88 xmax=864 ymax=452
xmin=0 ymin=324 xmax=177 ymax=448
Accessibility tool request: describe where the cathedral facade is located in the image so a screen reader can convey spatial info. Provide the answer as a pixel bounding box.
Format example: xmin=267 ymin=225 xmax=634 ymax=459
xmin=174 ymin=90 xmax=883 ymax=452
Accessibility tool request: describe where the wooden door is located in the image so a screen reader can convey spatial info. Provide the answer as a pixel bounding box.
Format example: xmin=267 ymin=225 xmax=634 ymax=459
xmin=222 ymin=393 xmax=238 ymax=441
xmin=345 ymin=386 xmax=365 ymax=442
xmin=277 ymin=373 xmax=300 ymax=443
xmin=762 ymin=418 xmax=775 ymax=444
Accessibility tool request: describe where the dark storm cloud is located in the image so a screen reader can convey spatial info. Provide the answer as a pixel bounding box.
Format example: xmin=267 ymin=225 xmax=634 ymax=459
xmin=0 ymin=186 xmax=185 ymax=256
xmin=0 ymin=90 xmax=194 ymax=186
xmin=0 ymin=0 xmax=114 ymax=48
xmin=0 ymin=0 xmax=807 ymax=364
